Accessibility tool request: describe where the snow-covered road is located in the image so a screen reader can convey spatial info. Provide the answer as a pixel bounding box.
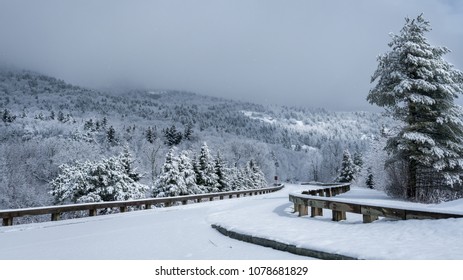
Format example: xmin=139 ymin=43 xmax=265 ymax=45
xmin=1 ymin=183 xmax=463 ymax=259
xmin=0 ymin=185 xmax=310 ymax=259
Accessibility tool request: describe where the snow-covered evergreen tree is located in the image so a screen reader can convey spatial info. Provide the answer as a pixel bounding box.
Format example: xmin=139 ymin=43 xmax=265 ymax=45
xmin=353 ymin=151 xmax=363 ymax=174
xmin=214 ymin=151 xmax=229 ymax=192
xmin=153 ymin=148 xmax=186 ymax=197
xmin=2 ymin=109 xmax=16 ymax=123
xmin=228 ymin=167 xmax=244 ymax=191
xmin=192 ymin=153 xmax=203 ymax=191
xmin=248 ymin=159 xmax=267 ymax=189
xmin=163 ymin=125 xmax=182 ymax=146
xmin=196 ymin=142 xmax=220 ymax=193
xmin=50 ymin=162 xmax=89 ymax=204
xmin=183 ymin=123 xmax=194 ymax=140
xmin=338 ymin=150 xmax=356 ymax=183
xmin=119 ymin=146 xmax=141 ymax=182
xmin=365 ymin=167 xmax=375 ymax=189
xmin=368 ymin=14 xmax=463 ymax=200
xmin=50 ymin=152 xmax=147 ymax=204
xmin=178 ymin=150 xmax=202 ymax=195
xmin=145 ymin=126 xmax=156 ymax=144
xmin=242 ymin=163 xmax=254 ymax=190
xmin=106 ymin=126 xmax=117 ymax=145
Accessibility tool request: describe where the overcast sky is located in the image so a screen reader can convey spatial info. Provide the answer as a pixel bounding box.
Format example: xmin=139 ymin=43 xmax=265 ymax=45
xmin=0 ymin=0 xmax=462 ymax=111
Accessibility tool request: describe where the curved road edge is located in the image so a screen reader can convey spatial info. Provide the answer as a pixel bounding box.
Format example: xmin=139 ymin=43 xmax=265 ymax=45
xmin=211 ymin=224 xmax=358 ymax=260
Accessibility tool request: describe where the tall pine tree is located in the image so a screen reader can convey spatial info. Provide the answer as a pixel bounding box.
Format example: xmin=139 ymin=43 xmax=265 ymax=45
xmin=178 ymin=150 xmax=202 ymax=195
xmin=368 ymin=14 xmax=463 ymax=200
xmin=153 ymin=148 xmax=186 ymax=197
xmin=214 ymin=152 xmax=227 ymax=192
xmin=196 ymin=143 xmax=219 ymax=193
xmin=119 ymin=146 xmax=141 ymax=182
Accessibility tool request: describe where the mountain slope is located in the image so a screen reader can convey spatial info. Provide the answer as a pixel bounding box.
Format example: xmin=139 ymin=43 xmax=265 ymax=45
xmin=0 ymin=69 xmax=384 ymax=209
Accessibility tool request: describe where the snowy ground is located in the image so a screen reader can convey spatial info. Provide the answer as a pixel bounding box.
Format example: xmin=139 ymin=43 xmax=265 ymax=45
xmin=212 ymin=185 xmax=463 ymax=259
xmin=1 ymin=184 xmax=462 ymax=259
xmin=0 ymin=186 xmax=310 ymax=260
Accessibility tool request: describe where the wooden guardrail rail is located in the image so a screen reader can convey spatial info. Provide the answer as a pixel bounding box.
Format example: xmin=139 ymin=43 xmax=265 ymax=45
xmin=1 ymin=185 xmax=284 ymax=226
xmin=289 ymin=184 xmax=463 ymax=223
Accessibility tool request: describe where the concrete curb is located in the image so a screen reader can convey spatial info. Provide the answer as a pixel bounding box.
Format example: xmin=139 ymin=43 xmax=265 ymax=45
xmin=211 ymin=224 xmax=358 ymax=260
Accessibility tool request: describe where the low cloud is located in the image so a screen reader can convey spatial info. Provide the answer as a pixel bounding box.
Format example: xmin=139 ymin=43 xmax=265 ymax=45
xmin=1 ymin=0 xmax=462 ymax=110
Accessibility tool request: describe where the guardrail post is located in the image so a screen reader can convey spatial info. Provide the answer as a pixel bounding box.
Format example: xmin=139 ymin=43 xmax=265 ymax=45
xmin=229 ymin=195 xmax=233 ymax=199
xmin=324 ymin=188 xmax=332 ymax=197
xmin=219 ymin=196 xmax=224 ymax=200
xmin=237 ymin=194 xmax=241 ymax=198
xmin=89 ymin=209 xmax=97 ymax=217
xmin=182 ymin=200 xmax=187 ymax=205
xmin=311 ymin=207 xmax=323 ymax=217
xmin=51 ymin=213 xmax=60 ymax=221
xmin=120 ymin=206 xmax=127 ymax=213
xmin=362 ymin=214 xmax=378 ymax=223
xmin=209 ymin=197 xmax=214 ymax=201
xmin=145 ymin=203 xmax=151 ymax=209
xmin=2 ymin=217 xmax=13 ymax=226
xmin=298 ymin=204 xmax=309 ymax=216
xmin=196 ymin=199 xmax=201 ymax=203
xmin=314 ymin=190 xmax=324 ymax=215
xmin=332 ymin=210 xmax=346 ymax=221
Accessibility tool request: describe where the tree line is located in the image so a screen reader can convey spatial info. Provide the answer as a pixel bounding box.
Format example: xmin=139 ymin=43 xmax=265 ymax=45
xmin=49 ymin=143 xmax=268 ymax=204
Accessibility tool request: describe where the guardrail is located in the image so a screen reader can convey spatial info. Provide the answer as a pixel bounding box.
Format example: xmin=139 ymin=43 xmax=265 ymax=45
xmin=1 ymin=184 xmax=284 ymax=226
xmin=289 ymin=183 xmax=463 ymax=223
xmin=291 ymin=183 xmax=351 ymax=219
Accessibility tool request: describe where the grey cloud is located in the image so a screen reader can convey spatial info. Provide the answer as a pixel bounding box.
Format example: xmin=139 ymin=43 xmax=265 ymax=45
xmin=0 ymin=0 xmax=462 ymax=110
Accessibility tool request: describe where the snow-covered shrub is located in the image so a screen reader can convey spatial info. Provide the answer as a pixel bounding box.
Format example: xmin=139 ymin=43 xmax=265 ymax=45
xmin=49 ymin=151 xmax=148 ymax=204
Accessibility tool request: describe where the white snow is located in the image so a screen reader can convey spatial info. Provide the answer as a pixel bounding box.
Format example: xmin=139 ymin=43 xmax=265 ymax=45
xmin=241 ymin=110 xmax=276 ymax=124
xmin=212 ymin=185 xmax=463 ymax=260
xmin=1 ymin=184 xmax=462 ymax=259
xmin=0 ymin=189 xmax=308 ymax=260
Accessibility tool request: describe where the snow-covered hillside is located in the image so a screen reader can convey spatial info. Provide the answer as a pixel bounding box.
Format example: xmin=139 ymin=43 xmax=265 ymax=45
xmin=0 ymin=69 xmax=386 ymax=210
